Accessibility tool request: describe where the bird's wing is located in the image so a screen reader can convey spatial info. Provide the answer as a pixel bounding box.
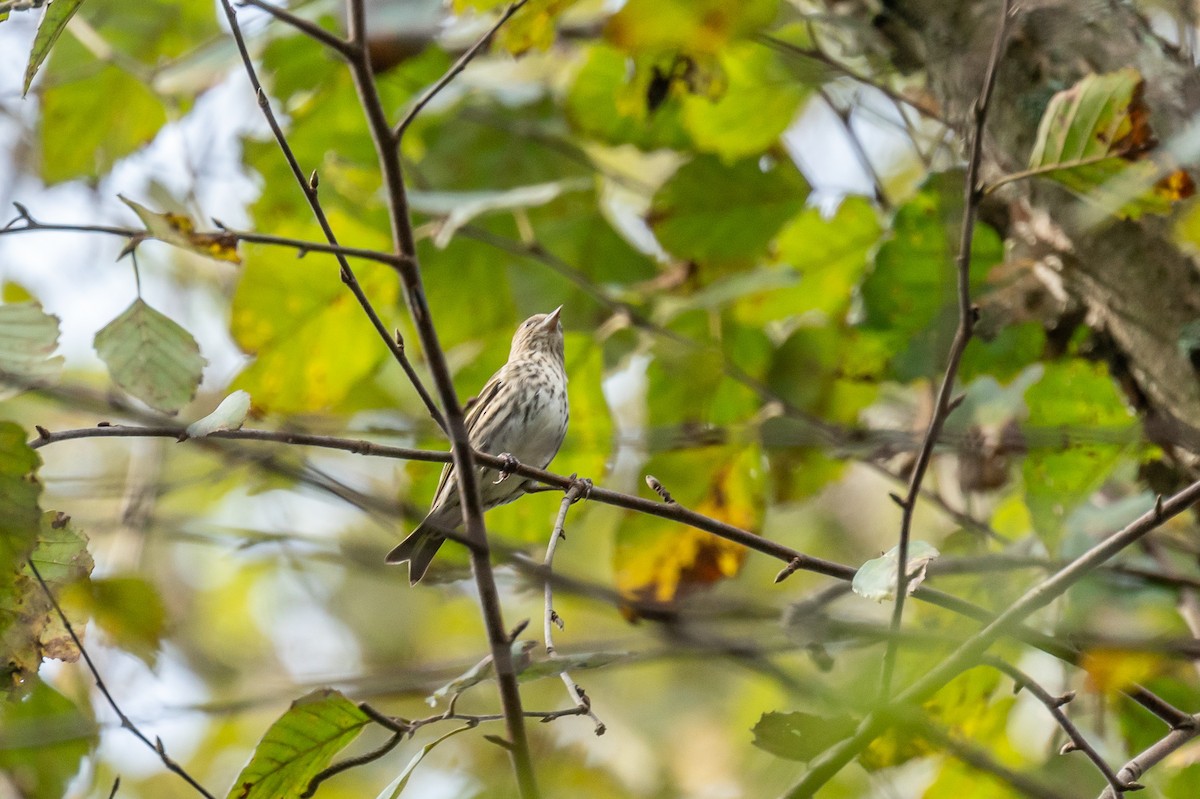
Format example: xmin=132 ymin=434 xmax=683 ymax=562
xmin=427 ymin=369 xmax=505 ymax=510
xmin=465 ymin=372 xmax=505 ymax=440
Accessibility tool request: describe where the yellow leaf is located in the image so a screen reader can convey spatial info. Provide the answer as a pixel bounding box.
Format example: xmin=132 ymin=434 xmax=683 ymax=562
xmin=497 ymin=0 xmax=581 ymax=55
xmin=605 ymin=0 xmax=778 ymax=56
xmin=1081 ymin=648 xmax=1165 ymax=695
xmin=615 ymin=451 xmax=759 ymax=614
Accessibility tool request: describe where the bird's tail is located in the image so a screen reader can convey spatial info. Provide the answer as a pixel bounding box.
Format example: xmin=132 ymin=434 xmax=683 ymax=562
xmin=385 ymin=522 xmax=445 ymax=585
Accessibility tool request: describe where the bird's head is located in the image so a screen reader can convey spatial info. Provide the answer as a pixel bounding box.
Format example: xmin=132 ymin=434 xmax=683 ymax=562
xmin=510 ymin=306 xmax=564 ymax=361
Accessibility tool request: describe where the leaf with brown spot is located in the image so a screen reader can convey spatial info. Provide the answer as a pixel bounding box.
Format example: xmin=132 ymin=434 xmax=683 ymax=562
xmin=0 ymin=512 xmax=93 ymax=694
xmin=1025 ymin=67 xmax=1194 ymax=218
xmin=615 ymin=448 xmax=758 ymax=617
xmin=119 ymin=195 xmax=241 ymax=264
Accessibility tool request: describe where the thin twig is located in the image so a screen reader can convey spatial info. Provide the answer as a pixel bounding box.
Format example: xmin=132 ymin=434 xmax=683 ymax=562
xmin=29 ymin=421 xmax=1191 ymax=728
xmin=1100 ymin=715 xmax=1200 ymax=799
xmin=542 ymin=479 xmax=605 ymax=735
xmin=302 ymin=731 xmax=403 ymax=798
xmin=0 ymin=204 xmax=406 ymax=267
xmin=786 ymin=471 xmax=1200 ymax=796
xmin=756 ymin=33 xmax=946 ymax=124
xmin=818 ymin=88 xmax=889 ymax=207
xmin=880 ymin=0 xmax=1016 ymax=699
xmin=393 ymin=0 xmax=530 ymax=140
xmin=217 ymin=0 xmax=447 ymax=437
xmin=987 ymin=658 xmax=1137 ymax=796
xmin=342 ymin=0 xmax=539 ymax=792
xmin=26 ymin=561 xmax=217 ymax=799
xmin=236 ymin=0 xmax=357 ymax=59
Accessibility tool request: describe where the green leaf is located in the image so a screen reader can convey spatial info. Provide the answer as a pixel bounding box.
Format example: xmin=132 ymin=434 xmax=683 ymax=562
xmin=377 ymin=724 xmax=474 ymax=799
xmin=494 ymin=0 xmax=580 ymax=54
xmin=77 ymin=0 xmax=221 ymax=64
xmin=69 ymin=576 xmax=166 ymax=668
xmin=565 ymin=44 xmax=691 ymax=151
xmin=231 ymin=212 xmax=398 ymax=414
xmin=751 ymin=711 xmax=858 ymax=762
xmin=1027 ymin=67 xmax=1194 ymax=219
xmin=226 ymin=689 xmax=371 ymax=799
xmin=851 ymin=541 xmax=940 ymax=602
xmin=958 ymin=322 xmax=1047 ymax=383
xmin=0 ymin=424 xmax=43 ymax=601
xmin=605 ymin=0 xmax=778 ymax=54
xmin=766 ymin=326 xmax=882 ymax=425
xmin=1165 ymin=764 xmax=1200 ymax=798
xmin=645 ymin=313 xmax=764 ymax=428
xmin=94 ymin=298 xmax=206 ymax=414
xmin=861 ymin=171 xmax=1001 ymax=380
xmin=0 ymin=676 xmax=97 ymax=798
xmin=0 ymin=302 xmax=64 ymax=397
xmin=763 ymin=196 xmax=882 ymax=321
xmin=649 ymin=156 xmax=808 ymax=266
xmin=23 ymin=0 xmax=87 ymax=95
xmin=406 ymin=97 xmax=592 ymax=194
xmin=1022 ymin=360 xmax=1136 ymax=549
xmin=39 ymin=63 xmax=166 ymax=184
xmin=683 ymin=42 xmax=810 ymax=160
xmin=1 ymin=512 xmax=93 ymax=693
xmin=615 ymin=446 xmax=760 ymax=607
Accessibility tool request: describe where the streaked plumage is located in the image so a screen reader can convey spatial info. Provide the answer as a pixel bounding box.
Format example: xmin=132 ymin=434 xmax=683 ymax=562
xmin=386 ymin=307 xmax=569 ymax=583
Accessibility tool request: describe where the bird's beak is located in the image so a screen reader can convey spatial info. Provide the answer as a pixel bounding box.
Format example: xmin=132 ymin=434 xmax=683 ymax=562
xmin=540 ymin=305 xmax=563 ymax=331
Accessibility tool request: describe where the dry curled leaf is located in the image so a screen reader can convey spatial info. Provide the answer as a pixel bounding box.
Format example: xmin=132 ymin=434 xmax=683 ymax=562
xmin=119 ymin=195 xmax=241 ymax=263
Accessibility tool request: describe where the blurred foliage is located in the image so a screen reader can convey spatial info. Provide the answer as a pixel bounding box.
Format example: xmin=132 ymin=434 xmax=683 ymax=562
xmin=2 ymin=0 xmax=1200 ymax=798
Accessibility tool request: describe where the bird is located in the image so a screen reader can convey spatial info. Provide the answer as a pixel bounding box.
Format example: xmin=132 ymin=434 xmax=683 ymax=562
xmin=386 ymin=307 xmax=569 ymax=584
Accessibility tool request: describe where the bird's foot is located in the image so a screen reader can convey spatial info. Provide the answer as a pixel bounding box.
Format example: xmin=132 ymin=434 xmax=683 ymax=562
xmin=568 ymin=473 xmax=593 ymax=503
xmin=493 ymin=453 xmax=520 ymax=484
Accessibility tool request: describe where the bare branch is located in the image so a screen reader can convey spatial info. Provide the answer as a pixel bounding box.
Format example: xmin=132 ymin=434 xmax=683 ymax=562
xmin=881 ymin=0 xmax=1017 ymax=698
xmin=29 ymin=420 xmax=1191 ymax=728
xmin=27 ymin=561 xmax=217 ymax=799
xmin=787 ymin=469 xmax=1200 ymax=796
xmin=393 ymin=0 xmax=530 ymax=140
xmin=342 ymin=0 xmax=539 ymax=791
xmin=216 ymin=0 xmax=447 ymax=436
xmin=236 ymin=0 xmax=357 ymax=59
xmin=987 ymin=658 xmax=1137 ymax=796
xmin=0 ymin=205 xmax=407 ymax=267
xmin=1100 ymin=716 xmax=1200 ymax=799
xmin=542 ymin=478 xmax=605 ymax=735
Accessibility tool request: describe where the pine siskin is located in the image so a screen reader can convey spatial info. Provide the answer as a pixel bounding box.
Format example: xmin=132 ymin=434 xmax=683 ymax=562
xmin=386 ymin=307 xmax=569 ymax=583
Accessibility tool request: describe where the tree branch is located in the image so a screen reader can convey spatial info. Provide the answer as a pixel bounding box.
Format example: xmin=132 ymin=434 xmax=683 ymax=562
xmin=542 ymin=478 xmax=605 ymax=735
xmin=880 ymin=0 xmax=1016 ymax=698
xmin=987 ymin=658 xmax=1137 ymax=796
xmin=27 ymin=561 xmax=216 ymax=799
xmin=0 ymin=203 xmax=407 ymax=267
xmin=1099 ymin=714 xmax=1200 ymax=799
xmin=29 ymin=420 xmax=1192 ymax=729
xmin=786 ymin=479 xmax=1200 ymax=796
xmin=235 ymin=0 xmax=357 ymax=59
xmin=393 ymin=0 xmax=530 ymax=140
xmin=341 ymin=0 xmax=539 ymax=792
xmin=217 ymin=0 xmax=447 ymax=437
